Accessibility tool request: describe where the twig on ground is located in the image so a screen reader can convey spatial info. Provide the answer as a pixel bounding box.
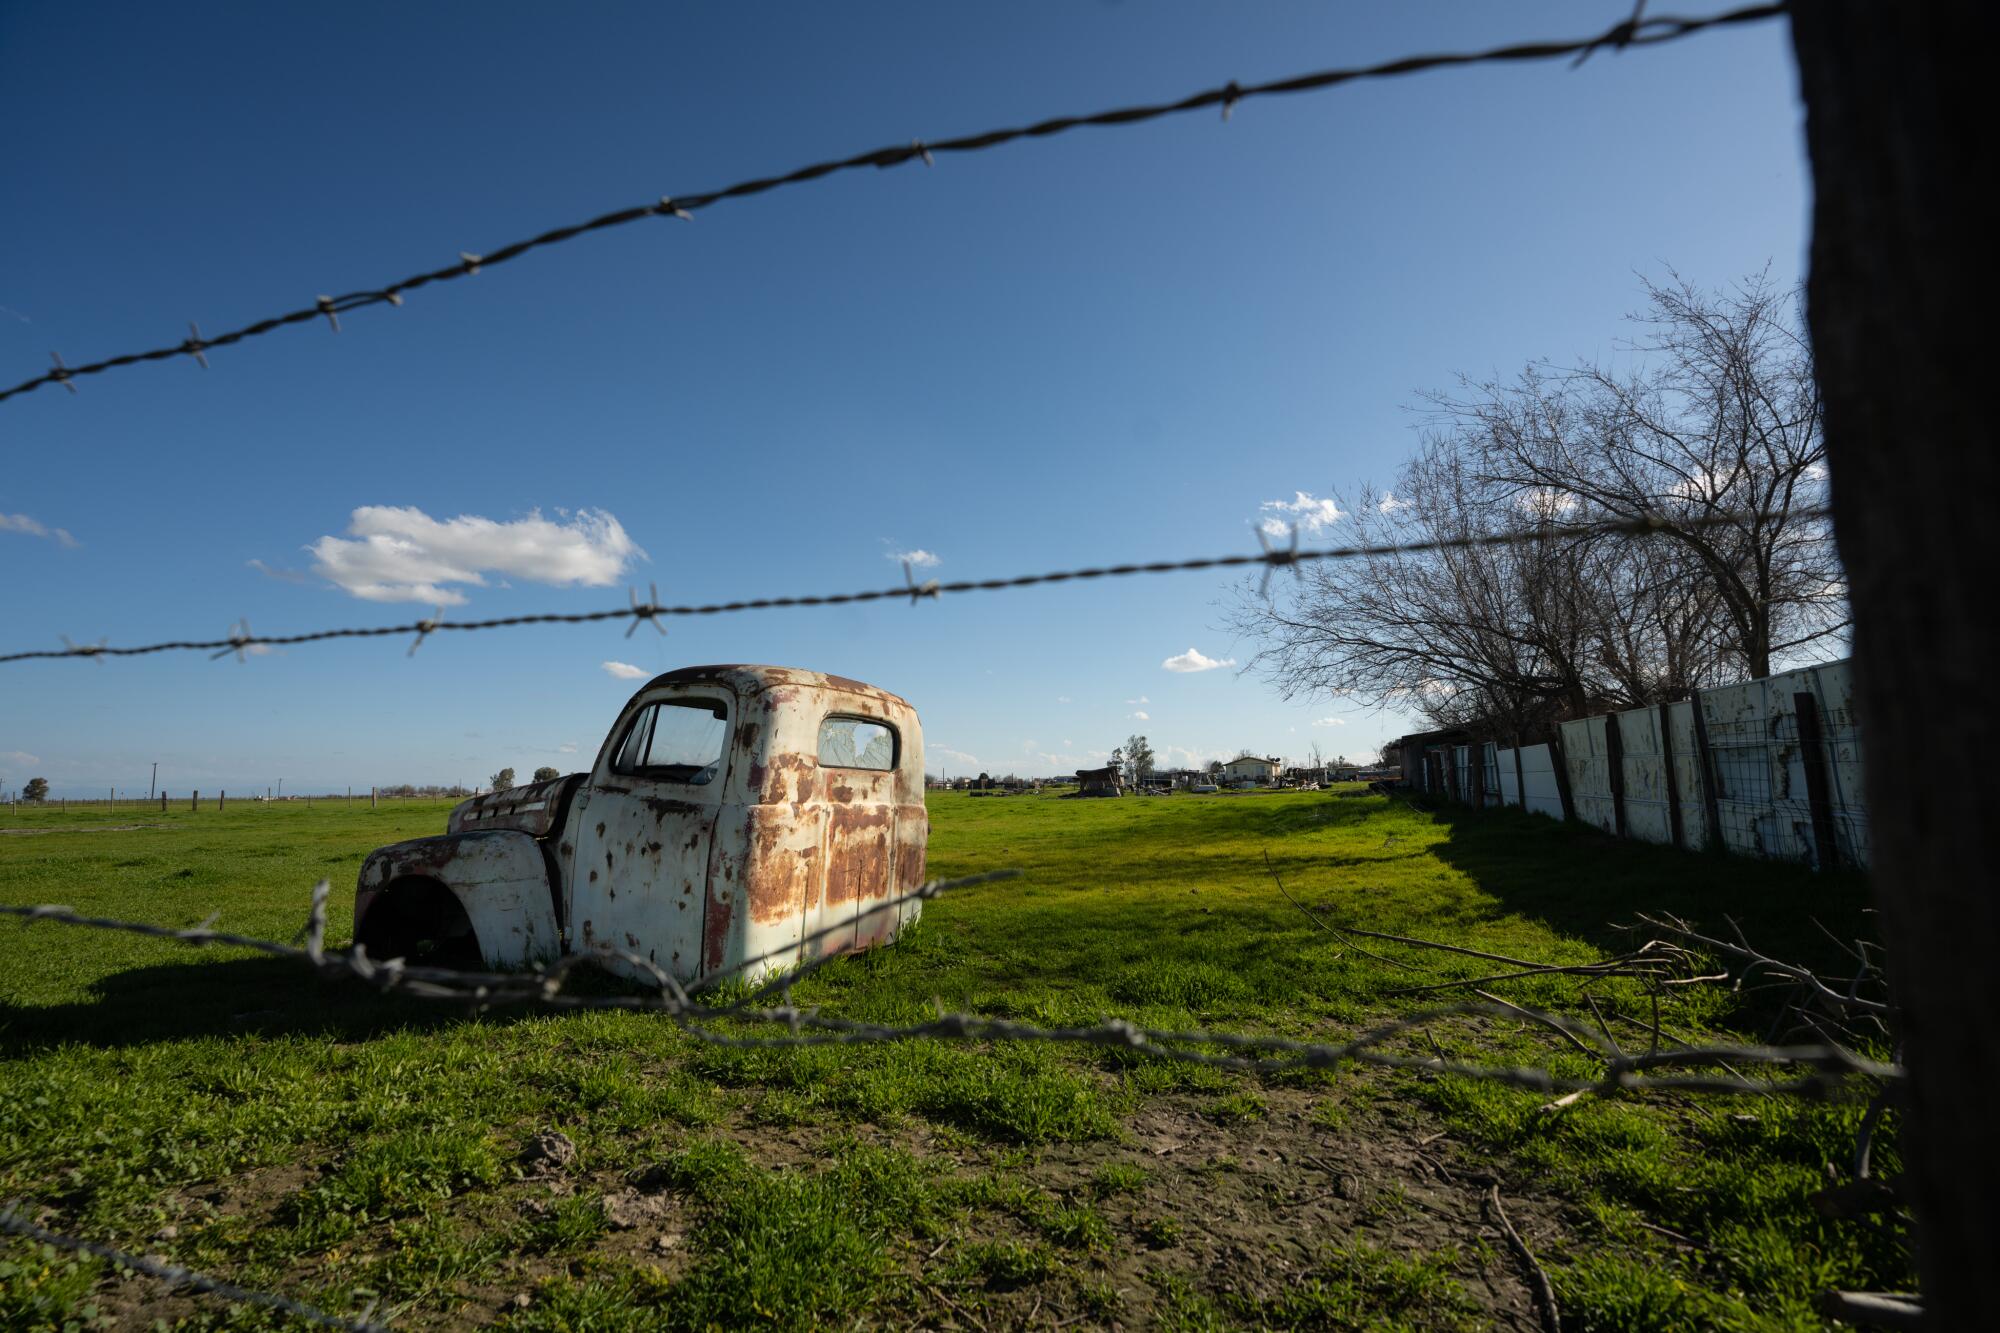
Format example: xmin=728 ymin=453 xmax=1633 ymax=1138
xmin=1487 ymin=1185 xmax=1561 ymax=1333
xmin=1473 ymin=988 xmax=1599 ymax=1058
xmin=1262 ymin=852 xmax=1421 ymax=972
xmin=1813 ymin=1290 xmax=1923 ymax=1331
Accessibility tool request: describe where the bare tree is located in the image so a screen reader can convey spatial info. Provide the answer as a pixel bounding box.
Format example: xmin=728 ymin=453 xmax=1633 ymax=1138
xmin=1442 ymin=271 xmax=1844 ymax=678
xmin=1229 ymin=273 xmax=1839 ymax=735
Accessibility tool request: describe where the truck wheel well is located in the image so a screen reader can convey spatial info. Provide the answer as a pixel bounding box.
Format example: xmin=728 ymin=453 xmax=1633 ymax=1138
xmin=355 ymin=876 xmax=481 ymax=966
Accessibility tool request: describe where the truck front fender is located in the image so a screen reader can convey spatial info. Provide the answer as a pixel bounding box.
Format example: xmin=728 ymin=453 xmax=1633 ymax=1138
xmin=356 ymin=830 xmax=560 ymax=967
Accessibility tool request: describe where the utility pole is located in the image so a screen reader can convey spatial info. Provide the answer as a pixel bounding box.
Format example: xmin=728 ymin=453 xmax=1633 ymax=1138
xmin=149 ymin=762 xmax=157 ymax=800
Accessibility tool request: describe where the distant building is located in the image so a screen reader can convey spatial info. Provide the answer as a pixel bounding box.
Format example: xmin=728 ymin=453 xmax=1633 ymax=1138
xmin=1221 ymin=755 xmax=1282 ymax=783
xmin=1071 ymin=764 xmax=1123 ymax=798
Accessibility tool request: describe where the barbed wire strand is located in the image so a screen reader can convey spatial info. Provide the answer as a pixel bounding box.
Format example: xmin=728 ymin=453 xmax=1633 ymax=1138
xmin=0 ymin=872 xmax=1898 ymax=1096
xmin=0 ymin=505 xmax=1826 ymax=666
xmin=0 ymin=1202 xmax=387 ymax=1333
xmin=0 ymin=3 xmax=1782 ymax=407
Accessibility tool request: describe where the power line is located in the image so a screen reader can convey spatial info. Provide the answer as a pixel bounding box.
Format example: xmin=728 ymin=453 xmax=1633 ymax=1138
xmin=0 ymin=506 xmax=1825 ymax=666
xmin=0 ymin=4 xmax=1783 ymax=407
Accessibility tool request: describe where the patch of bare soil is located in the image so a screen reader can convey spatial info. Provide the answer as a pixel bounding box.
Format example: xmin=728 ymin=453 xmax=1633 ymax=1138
xmin=909 ymin=1085 xmax=1563 ymax=1330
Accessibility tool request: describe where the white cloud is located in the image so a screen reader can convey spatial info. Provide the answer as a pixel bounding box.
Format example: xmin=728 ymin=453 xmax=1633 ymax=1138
xmin=601 ymin=660 xmax=650 ymax=680
xmin=932 ymin=746 xmax=980 ymax=768
xmin=1163 ymin=647 xmax=1235 ymax=673
xmin=1056 ymin=696 xmax=1073 ymax=704
xmin=1 ymin=512 xmax=78 ymax=548
xmin=889 ymin=548 xmax=940 ymax=568
xmin=1257 ymin=491 xmax=1343 ymax=537
xmin=248 ymin=558 xmax=309 ymax=584
xmin=2 ymin=750 xmax=39 ymax=766
xmin=309 ymin=506 xmax=645 ymax=605
xmin=1377 ymin=492 xmax=1409 ymax=513
xmin=1311 ymin=716 xmax=1348 ymax=727
xmin=557 ymin=742 xmax=579 ymax=754
xmin=1125 ymin=695 xmax=1149 ymax=705
xmin=1130 ymin=710 xmax=1150 ymax=721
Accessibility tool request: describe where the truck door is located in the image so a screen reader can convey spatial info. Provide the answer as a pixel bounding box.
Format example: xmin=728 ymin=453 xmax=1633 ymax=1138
xmin=568 ymin=691 xmax=732 ymax=983
xmin=810 ymin=713 xmax=903 ymax=958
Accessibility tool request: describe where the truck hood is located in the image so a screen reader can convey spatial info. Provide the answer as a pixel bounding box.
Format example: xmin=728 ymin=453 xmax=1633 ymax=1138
xmin=448 ymin=773 xmax=585 ymax=838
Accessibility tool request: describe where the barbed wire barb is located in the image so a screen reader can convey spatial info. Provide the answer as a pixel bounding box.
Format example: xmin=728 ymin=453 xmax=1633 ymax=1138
xmin=210 ymin=618 xmax=254 ymax=663
xmin=626 ymin=582 xmax=667 ymax=638
xmin=903 ymin=559 xmax=942 ymax=606
xmin=406 ymin=606 xmax=446 ymax=657
xmin=0 ymin=3 xmax=1782 ymax=407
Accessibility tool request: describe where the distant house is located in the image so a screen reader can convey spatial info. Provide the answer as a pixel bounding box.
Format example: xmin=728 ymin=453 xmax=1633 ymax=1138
xmin=1221 ymin=755 xmax=1282 ymax=784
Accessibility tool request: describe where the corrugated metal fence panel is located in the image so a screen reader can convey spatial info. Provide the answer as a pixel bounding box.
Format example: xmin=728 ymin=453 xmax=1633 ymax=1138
xmin=1616 ymin=706 xmax=1676 ymax=845
xmin=1664 ymin=700 xmax=1710 ymax=852
xmin=1560 ymin=716 xmax=1618 ymax=834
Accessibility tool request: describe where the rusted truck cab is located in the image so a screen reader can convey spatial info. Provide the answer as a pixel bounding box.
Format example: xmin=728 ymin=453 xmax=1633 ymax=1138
xmin=354 ymin=666 xmax=929 ymax=984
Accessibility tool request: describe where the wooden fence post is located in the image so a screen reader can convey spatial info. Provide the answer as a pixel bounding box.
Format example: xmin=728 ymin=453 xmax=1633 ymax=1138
xmin=1511 ymin=734 xmax=1527 ymax=810
xmin=1659 ymin=703 xmax=1685 ymax=850
xmin=1469 ymin=742 xmax=1487 ymax=808
xmin=371 ymin=786 xmax=378 ymax=809
xmin=191 ymin=790 xmax=198 ymax=812
xmin=1548 ymin=728 xmax=1577 ymax=823
xmin=219 ymin=791 xmax=225 ymax=811
xmin=159 ymin=792 xmax=167 ymax=813
xmin=1794 ymin=692 xmax=1842 ymax=871
xmin=1689 ymin=692 xmax=1723 ymax=852
xmin=1604 ymin=714 xmax=1628 ymax=838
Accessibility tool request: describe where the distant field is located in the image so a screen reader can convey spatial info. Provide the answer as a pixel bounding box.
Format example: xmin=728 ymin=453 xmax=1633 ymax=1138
xmin=0 ymin=788 xmax=1905 ymax=1330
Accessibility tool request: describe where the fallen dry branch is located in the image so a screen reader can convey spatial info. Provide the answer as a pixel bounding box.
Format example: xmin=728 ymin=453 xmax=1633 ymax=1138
xmin=1486 ymin=1185 xmax=1561 ymax=1333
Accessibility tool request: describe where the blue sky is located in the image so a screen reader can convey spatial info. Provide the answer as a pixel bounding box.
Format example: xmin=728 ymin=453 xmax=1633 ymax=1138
xmin=0 ymin=2 xmax=1809 ymax=797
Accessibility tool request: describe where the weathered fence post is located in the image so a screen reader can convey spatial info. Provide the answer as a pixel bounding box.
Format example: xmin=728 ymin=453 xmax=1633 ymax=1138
xmin=1659 ymin=703 xmax=1685 ymax=850
xmin=1794 ymin=692 xmax=1842 ymax=871
xmin=1511 ymin=734 xmax=1527 ymax=810
xmin=1604 ymin=714 xmax=1628 ymax=838
xmin=1689 ymin=692 xmax=1723 ymax=852
xmin=1548 ymin=729 xmax=1576 ymax=823
xmin=1469 ymin=742 xmax=1487 ymax=808
xmin=1790 ymin=6 xmax=1997 ymax=1312
xmin=191 ymin=790 xmax=198 ymax=812
xmin=219 ymin=791 xmax=225 ymax=811
xmin=371 ymin=786 xmax=378 ymax=809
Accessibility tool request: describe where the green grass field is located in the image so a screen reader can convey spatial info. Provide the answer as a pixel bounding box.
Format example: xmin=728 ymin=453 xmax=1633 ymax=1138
xmin=0 ymin=789 xmax=1907 ymax=1330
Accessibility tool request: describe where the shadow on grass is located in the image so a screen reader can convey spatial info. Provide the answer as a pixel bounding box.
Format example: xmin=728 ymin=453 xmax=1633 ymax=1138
xmin=1417 ymin=795 xmax=1876 ymax=975
xmin=0 ymin=954 xmax=634 ymax=1051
